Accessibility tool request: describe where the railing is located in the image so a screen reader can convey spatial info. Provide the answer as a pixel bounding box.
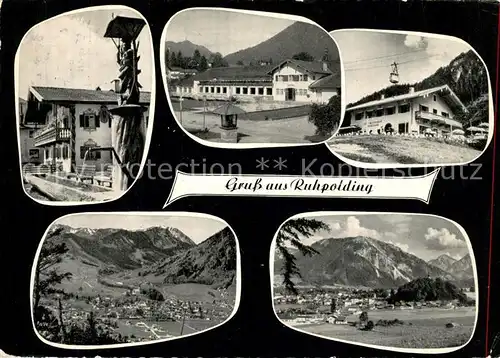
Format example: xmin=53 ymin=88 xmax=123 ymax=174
xmin=34 ymin=127 xmax=71 ymax=146
xmin=415 ymin=110 xmax=462 ymax=128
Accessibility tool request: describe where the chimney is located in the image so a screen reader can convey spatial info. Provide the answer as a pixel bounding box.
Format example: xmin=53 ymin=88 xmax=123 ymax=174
xmin=380 ymin=94 xmax=385 ymax=100
xmin=111 ymin=79 xmax=120 ymax=92
xmin=409 ymin=86 xmax=415 ymax=94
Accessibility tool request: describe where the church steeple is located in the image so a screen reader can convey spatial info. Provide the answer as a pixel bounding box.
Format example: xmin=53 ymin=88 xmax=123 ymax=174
xmin=322 ymin=47 xmax=330 ymax=62
xmin=322 ymin=47 xmax=330 ymax=72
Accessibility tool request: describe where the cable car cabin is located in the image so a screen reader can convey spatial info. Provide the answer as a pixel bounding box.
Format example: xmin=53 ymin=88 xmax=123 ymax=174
xmin=389 ymin=72 xmax=399 ymax=84
xmin=389 ymin=62 xmax=399 ymax=84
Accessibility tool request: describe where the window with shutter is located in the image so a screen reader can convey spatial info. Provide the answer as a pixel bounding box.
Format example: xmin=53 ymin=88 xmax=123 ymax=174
xmin=81 ymin=113 xmax=97 ymax=129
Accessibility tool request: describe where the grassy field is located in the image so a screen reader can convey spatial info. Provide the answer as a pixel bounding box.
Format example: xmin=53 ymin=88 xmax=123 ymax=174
xmin=114 ymin=317 xmax=224 ymax=339
xmin=289 ymin=307 xmax=475 ymax=349
xmin=328 ymin=135 xmax=482 ymax=165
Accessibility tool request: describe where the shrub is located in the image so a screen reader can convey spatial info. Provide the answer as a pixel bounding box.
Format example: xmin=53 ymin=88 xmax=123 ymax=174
xmin=376 ymin=319 xmax=404 ymax=327
xmin=309 ymin=96 xmax=341 ymax=136
xmin=467 ymin=138 xmax=487 ymax=151
xmin=365 ymin=320 xmax=374 ymax=331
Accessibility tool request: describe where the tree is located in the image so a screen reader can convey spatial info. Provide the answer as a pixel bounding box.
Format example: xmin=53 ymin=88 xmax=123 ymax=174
xmin=165 ymin=47 xmax=170 ymax=68
xmin=199 ymin=56 xmax=208 ymax=72
xmin=236 ymin=60 xmax=244 ymax=66
xmin=193 ymin=49 xmax=201 ymax=67
xmin=309 ymin=95 xmax=342 ymax=137
xmin=364 ymin=320 xmax=374 ymax=331
xmin=170 ymin=51 xmax=177 ymax=67
xmin=359 ymin=311 xmax=368 ymax=325
xmin=33 ymin=226 xmax=72 ymax=312
xmin=176 ymin=51 xmax=183 ymax=67
xmin=330 ymin=299 xmax=336 ymax=313
xmin=210 ymin=52 xmax=228 ymax=68
xmin=292 ymin=52 xmax=315 ymax=62
xmin=275 ymin=218 xmax=330 ymax=295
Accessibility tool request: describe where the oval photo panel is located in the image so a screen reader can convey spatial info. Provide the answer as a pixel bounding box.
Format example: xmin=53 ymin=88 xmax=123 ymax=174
xmin=161 ymin=8 xmax=344 ymax=148
xmin=16 ymin=5 xmax=156 ymax=205
xmin=328 ymin=29 xmax=493 ymax=168
xmin=271 ymin=212 xmax=478 ymax=354
xmin=31 ymin=212 xmax=241 ymax=348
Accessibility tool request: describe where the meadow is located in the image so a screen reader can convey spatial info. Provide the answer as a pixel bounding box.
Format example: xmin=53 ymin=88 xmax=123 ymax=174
xmin=292 ymin=307 xmax=475 ymax=349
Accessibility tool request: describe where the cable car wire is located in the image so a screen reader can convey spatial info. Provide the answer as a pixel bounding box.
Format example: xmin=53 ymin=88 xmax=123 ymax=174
xmin=344 ymin=53 xmax=445 ymax=72
xmin=342 ymin=48 xmax=428 ymax=65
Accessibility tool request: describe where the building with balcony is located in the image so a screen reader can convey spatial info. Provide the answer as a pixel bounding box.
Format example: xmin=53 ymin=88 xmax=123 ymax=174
xmin=23 ymin=86 xmax=150 ymax=173
xmin=168 ymin=58 xmax=341 ymax=104
xmin=344 ymin=85 xmax=466 ymax=136
xmin=168 ymin=66 xmax=198 ymax=80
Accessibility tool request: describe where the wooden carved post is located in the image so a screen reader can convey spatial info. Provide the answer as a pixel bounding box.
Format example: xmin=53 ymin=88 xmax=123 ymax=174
xmin=104 ymin=16 xmax=147 ymax=192
xmin=111 ymin=106 xmax=145 ymax=191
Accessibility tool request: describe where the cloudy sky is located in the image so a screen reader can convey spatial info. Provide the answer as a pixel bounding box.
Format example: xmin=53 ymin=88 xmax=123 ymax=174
xmin=165 ymin=9 xmax=295 ymax=56
xmin=55 ymin=214 xmax=227 ymax=244
xmin=17 ymin=7 xmax=153 ymax=99
xmin=289 ymin=214 xmax=470 ymax=262
xmin=331 ymin=31 xmax=472 ymax=104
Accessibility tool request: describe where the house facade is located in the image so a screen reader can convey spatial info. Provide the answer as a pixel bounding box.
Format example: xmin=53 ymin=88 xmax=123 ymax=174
xmin=23 ymin=86 xmax=150 ymax=173
xmin=168 ymin=66 xmax=198 ymax=80
xmin=345 ymin=85 xmax=466 ymax=136
xmin=271 ymin=59 xmax=340 ymax=103
xmin=169 ymin=58 xmax=341 ymax=104
xmin=19 ymin=123 xmax=41 ymax=165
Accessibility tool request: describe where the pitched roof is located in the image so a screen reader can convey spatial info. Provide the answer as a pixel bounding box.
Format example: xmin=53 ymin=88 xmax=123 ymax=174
xmin=193 ymin=65 xmax=273 ymax=82
xmin=30 ymin=86 xmax=151 ymax=104
xmin=309 ymin=73 xmax=341 ymax=89
xmin=172 ymin=76 xmax=195 ymax=87
xmin=170 ymin=67 xmax=198 ymax=73
xmin=212 ymin=102 xmax=246 ymax=116
xmin=347 ymin=85 xmax=467 ymax=113
xmin=267 ymin=59 xmax=332 ymax=76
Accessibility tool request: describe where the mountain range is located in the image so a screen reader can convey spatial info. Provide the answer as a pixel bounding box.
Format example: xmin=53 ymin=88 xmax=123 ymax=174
xmin=165 ymin=40 xmax=214 ymax=61
xmin=274 ymin=236 xmax=474 ymax=289
xmin=45 ymin=224 xmax=236 ymax=289
xmin=140 ymin=227 xmax=237 ymax=289
xmin=428 ymin=253 xmax=473 ymax=281
xmin=166 ymin=21 xmax=340 ymax=67
xmin=223 ymin=22 xmax=339 ymax=66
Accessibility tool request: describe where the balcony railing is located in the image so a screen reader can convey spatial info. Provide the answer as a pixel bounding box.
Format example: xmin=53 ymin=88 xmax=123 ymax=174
xmin=34 ymin=127 xmax=71 ymax=147
xmin=415 ymin=110 xmax=462 ymax=129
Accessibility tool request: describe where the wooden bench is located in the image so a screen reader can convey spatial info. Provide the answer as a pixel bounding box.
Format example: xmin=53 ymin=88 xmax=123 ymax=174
xmin=94 ymin=166 xmax=113 ymax=188
xmin=67 ymin=164 xmax=97 ymax=184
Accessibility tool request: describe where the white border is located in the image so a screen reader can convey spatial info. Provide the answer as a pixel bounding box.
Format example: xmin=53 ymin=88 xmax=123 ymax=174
xmin=269 ymin=211 xmax=479 ymax=354
xmin=30 ymin=211 xmax=242 ymax=349
xmin=160 ymin=7 xmax=345 ymax=149
xmin=163 ymin=168 xmax=440 ymax=207
xmin=15 ymin=5 xmax=157 ymax=206
xmin=326 ymin=28 xmax=495 ymax=169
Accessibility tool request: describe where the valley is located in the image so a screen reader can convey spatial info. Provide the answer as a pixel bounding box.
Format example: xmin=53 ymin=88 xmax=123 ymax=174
xmin=273 ymin=235 xmax=476 ymax=349
xmin=34 ymin=224 xmax=237 ymax=345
